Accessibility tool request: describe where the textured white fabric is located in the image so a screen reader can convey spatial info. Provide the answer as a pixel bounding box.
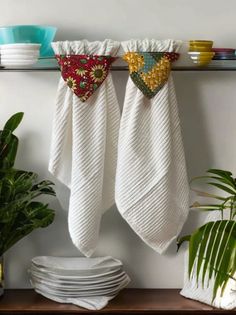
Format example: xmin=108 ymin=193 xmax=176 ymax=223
xmin=115 ymin=39 xmax=189 ymax=254
xmin=49 ymin=40 xmax=120 ymax=257
xmin=181 ymin=212 xmax=236 ymax=309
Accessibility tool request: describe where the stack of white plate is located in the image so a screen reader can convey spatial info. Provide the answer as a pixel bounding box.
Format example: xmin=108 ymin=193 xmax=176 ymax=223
xmin=0 ymin=43 xmax=41 ymax=67
xmin=29 ymin=256 xmax=130 ymax=310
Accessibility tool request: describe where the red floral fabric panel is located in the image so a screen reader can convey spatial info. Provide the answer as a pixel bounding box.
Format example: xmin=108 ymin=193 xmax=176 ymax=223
xmin=56 ymin=55 xmax=116 ymax=102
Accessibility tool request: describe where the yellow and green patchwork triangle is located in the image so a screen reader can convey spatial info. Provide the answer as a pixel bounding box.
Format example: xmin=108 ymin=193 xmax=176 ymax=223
xmin=123 ymin=52 xmax=179 ymax=99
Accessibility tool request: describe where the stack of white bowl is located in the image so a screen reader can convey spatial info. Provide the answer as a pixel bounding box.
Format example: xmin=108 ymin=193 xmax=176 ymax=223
xmin=0 ymin=43 xmax=41 ymax=67
xmin=29 ymin=256 xmax=130 ymax=310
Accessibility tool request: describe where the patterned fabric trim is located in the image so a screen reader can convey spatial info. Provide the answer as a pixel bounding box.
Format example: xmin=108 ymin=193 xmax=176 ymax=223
xmin=123 ymin=52 xmax=179 ymax=99
xmin=56 ymin=54 xmax=116 ymax=102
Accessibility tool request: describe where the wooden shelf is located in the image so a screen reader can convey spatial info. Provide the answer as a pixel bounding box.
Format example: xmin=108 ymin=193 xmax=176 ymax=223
xmin=0 ymin=289 xmax=235 ymax=314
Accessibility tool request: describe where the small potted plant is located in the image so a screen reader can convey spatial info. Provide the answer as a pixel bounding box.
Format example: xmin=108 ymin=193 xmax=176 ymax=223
xmin=0 ymin=112 xmax=56 ymax=295
xmin=178 ymin=169 xmax=236 ymax=309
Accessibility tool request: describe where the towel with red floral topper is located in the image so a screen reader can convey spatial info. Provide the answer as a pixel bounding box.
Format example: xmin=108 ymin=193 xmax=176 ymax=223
xmin=56 ymin=55 xmax=116 ymax=102
xmin=123 ymin=51 xmax=179 ymax=99
xmin=49 ymin=40 xmax=120 ymax=257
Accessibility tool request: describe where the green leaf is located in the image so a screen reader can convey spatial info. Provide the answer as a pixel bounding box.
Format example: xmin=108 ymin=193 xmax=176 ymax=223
xmin=207 ymin=182 xmax=236 ymax=195
xmin=187 ymin=220 xmax=236 ymax=301
xmin=80 ymin=59 xmax=88 ymax=64
xmin=3 ymin=112 xmax=24 ymax=132
xmin=191 ymin=174 xmax=236 ymax=191
xmin=190 ymin=202 xmax=225 ymax=211
xmin=0 ymin=113 xmax=56 ymax=256
xmin=207 ymin=169 xmax=233 ymax=179
xmin=210 ymin=176 xmax=236 ymax=190
xmin=196 ymin=223 xmax=215 ymax=284
xmin=189 ymin=226 xmax=205 ymax=279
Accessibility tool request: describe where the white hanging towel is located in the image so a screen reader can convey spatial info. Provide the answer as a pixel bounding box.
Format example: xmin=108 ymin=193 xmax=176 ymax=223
xmin=115 ymin=39 xmax=189 ymax=254
xmin=49 ymin=40 xmax=120 ymax=257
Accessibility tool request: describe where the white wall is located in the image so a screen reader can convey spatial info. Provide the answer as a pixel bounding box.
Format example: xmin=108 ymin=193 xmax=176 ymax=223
xmin=1 ymin=0 xmax=236 ymax=288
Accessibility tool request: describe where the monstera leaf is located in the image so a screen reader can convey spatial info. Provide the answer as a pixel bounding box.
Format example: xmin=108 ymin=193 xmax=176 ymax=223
xmin=178 ymin=169 xmax=236 ymax=301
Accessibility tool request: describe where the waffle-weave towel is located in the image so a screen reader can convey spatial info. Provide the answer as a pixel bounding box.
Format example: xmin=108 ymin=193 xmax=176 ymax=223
xmin=115 ymin=39 xmax=189 ymax=254
xmin=49 ymin=40 xmax=120 ymax=256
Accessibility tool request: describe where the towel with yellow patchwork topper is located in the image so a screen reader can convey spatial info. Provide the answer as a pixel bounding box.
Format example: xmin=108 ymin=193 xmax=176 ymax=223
xmin=115 ymin=39 xmax=189 ymax=254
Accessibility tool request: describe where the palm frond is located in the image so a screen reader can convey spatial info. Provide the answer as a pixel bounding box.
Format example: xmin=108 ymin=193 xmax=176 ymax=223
xmin=179 ymin=220 xmax=236 ymax=301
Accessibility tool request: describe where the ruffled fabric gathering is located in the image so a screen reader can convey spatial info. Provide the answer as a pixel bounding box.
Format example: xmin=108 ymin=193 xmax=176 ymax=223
xmin=49 ymin=38 xmax=190 ymax=257
xmin=115 ymin=39 xmax=189 ymax=254
xmin=49 ymin=40 xmax=121 ymax=257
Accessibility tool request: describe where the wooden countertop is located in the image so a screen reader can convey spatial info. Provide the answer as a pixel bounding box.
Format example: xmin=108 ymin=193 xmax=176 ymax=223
xmin=0 ymin=289 xmax=235 ymax=314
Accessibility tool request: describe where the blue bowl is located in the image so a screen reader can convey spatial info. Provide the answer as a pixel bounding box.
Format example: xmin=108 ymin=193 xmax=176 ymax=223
xmin=0 ymin=25 xmax=57 ymax=57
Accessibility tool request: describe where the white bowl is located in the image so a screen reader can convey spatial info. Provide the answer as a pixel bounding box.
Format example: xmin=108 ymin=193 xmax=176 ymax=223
xmin=0 ymin=43 xmax=41 ymax=50
xmin=1 ymin=60 xmax=38 ymax=67
xmin=1 ymin=49 xmax=39 ymax=56
xmin=188 ymin=52 xmax=214 ymax=56
xmin=190 ymin=56 xmax=213 ymax=61
xmin=1 ymin=54 xmax=39 ymax=60
xmin=31 ymin=256 xmax=123 ymax=274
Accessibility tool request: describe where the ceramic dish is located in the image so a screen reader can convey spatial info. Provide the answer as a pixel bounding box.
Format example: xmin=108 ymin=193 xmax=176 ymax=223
xmin=30 ymin=264 xmax=123 ymax=280
xmin=189 ymin=56 xmax=214 ymax=61
xmin=189 ymin=46 xmax=212 ymax=52
xmin=32 ymin=282 xmax=129 ymax=297
xmin=0 ymin=43 xmax=41 ymax=50
xmin=188 ymin=51 xmax=214 ymax=66
xmin=30 ymin=268 xmax=126 ymax=285
xmin=192 ymin=60 xmax=212 ymax=66
xmin=1 ymin=55 xmax=38 ymax=60
xmin=212 ymin=48 xmax=235 ymax=53
xmin=0 ymin=50 xmax=39 ymax=57
xmin=30 ymin=274 xmax=129 ymax=292
xmin=212 ymin=49 xmax=236 ymax=60
xmin=213 ymin=53 xmax=235 ymax=57
xmin=31 ymin=256 xmax=122 ymax=275
xmin=189 ymin=40 xmax=213 ymax=52
xmin=0 ymin=60 xmax=38 ymax=67
xmin=30 ymin=273 xmax=128 ymax=290
xmin=188 ymin=52 xmax=215 ymax=56
xmin=0 ymin=25 xmax=56 ymax=56
xmin=213 ymin=56 xmax=236 ymax=60
xmin=189 ymin=40 xmax=213 ymax=46
xmin=189 ymin=40 xmax=213 ymax=44
xmin=31 ymin=277 xmax=130 ymax=297
xmin=1 ymin=55 xmax=38 ymax=61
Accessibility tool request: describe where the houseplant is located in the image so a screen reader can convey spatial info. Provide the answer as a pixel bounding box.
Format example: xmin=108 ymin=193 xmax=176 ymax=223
xmin=0 ymin=112 xmax=56 ymax=295
xmin=177 ymin=169 xmax=236 ymax=308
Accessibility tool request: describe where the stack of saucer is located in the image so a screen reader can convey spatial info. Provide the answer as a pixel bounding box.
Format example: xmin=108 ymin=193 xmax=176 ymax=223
xmin=212 ymin=48 xmax=236 ymax=60
xmin=0 ymin=43 xmax=40 ymax=67
xmin=29 ymin=256 xmax=130 ymax=310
